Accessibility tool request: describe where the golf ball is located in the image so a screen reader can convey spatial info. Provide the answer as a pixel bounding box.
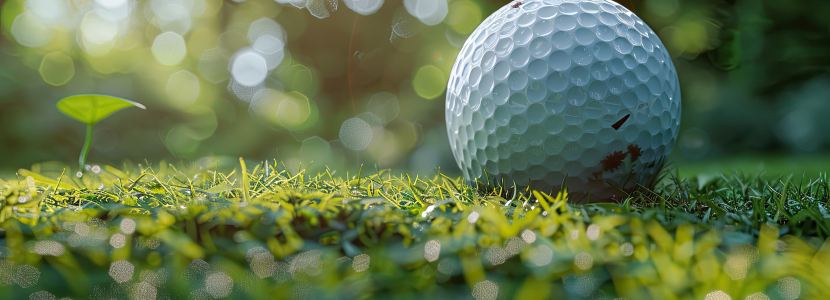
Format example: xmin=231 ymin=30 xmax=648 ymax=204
xmin=446 ymin=0 xmax=681 ymax=200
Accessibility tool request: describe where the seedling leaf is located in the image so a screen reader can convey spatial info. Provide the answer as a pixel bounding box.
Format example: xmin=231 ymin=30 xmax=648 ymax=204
xmin=57 ymin=94 xmax=145 ymax=125
xmin=56 ymin=94 xmax=146 ymax=168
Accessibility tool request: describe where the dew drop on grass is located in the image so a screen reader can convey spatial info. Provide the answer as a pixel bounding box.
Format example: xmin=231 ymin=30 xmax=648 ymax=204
xmin=152 ymin=32 xmax=187 ymax=66
xmin=339 ymin=118 xmax=372 ymax=151
xmin=231 ymin=50 xmax=268 ymax=87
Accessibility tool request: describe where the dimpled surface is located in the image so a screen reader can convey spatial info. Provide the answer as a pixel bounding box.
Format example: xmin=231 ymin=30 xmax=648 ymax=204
xmin=446 ymin=0 xmax=681 ymax=200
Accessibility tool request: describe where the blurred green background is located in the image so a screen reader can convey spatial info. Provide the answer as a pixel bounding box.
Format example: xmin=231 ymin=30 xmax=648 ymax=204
xmin=0 ymin=0 xmax=829 ymax=177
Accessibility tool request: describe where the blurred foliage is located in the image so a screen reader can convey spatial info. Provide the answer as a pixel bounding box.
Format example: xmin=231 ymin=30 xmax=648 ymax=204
xmin=1 ymin=0 xmax=830 ymax=175
xmin=1 ymin=162 xmax=830 ymax=298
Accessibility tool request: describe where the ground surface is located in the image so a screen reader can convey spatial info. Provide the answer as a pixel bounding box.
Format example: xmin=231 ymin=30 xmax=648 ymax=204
xmin=0 ymin=159 xmax=829 ymax=299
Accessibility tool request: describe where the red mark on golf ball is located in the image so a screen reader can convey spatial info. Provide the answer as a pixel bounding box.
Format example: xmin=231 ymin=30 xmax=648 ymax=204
xmin=612 ymin=114 xmax=630 ymax=130
xmin=512 ymin=2 xmax=522 ymax=8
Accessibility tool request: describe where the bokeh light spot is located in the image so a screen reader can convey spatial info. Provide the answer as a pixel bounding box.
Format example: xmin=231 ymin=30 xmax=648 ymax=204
xmin=166 ymin=70 xmax=201 ymax=106
xmin=467 ymin=211 xmax=479 ymax=223
xmin=777 ymin=277 xmax=801 ymax=300
xmin=404 ymin=0 xmax=449 ymax=26
xmin=32 ymin=240 xmax=65 ymax=256
xmin=205 ymin=272 xmax=233 ymax=298
xmin=152 ymin=32 xmax=188 ymax=66
xmin=109 ymin=260 xmax=135 ymax=283
xmin=484 ymin=246 xmax=507 ymax=265
xmin=198 ymin=48 xmax=231 ymax=84
xmin=472 ymin=280 xmax=499 ymax=300
xmin=367 ymin=92 xmax=400 ymax=124
xmin=80 ymin=11 xmax=118 ymax=45
xmin=521 ymin=229 xmax=536 ymax=244
xmin=413 ymin=65 xmax=447 ymax=99
xmin=15 ymin=265 xmax=40 ymax=288
xmin=231 ymin=50 xmax=268 ymax=87
xmin=745 ymin=292 xmax=770 ymax=300
xmin=38 ymin=52 xmax=75 ymax=86
xmin=339 ymin=118 xmax=372 ymax=151
xmin=574 ymin=252 xmax=593 ymax=270
xmin=447 ymin=0 xmax=481 ymax=34
xmin=11 ymin=11 xmax=57 ymax=48
xmin=424 ymin=240 xmax=441 ymax=262
xmin=705 ymin=290 xmax=731 ymax=300
xmin=621 ymin=242 xmax=634 ymax=256
xmin=352 ymin=254 xmax=371 ymax=272
xmin=586 ymin=224 xmax=600 ymax=240
xmin=28 ymin=290 xmax=56 ymax=300
xmin=133 ymin=281 xmax=157 ymax=300
xmin=109 ymin=233 xmax=126 ymax=248
xmin=120 ymin=218 xmax=136 ymax=234
xmin=344 ymin=0 xmax=384 ymax=15
xmin=530 ymin=245 xmax=553 ymax=266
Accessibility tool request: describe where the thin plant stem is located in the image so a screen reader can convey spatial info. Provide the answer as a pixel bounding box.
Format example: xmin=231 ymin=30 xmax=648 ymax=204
xmin=79 ymin=124 xmax=93 ymax=169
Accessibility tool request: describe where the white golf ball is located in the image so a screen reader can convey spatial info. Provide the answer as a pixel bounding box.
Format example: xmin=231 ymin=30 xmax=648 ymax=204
xmin=446 ymin=0 xmax=681 ymax=200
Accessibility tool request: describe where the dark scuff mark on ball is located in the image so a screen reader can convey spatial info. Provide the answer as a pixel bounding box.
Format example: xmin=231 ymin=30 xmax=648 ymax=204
xmin=612 ymin=114 xmax=630 ymax=130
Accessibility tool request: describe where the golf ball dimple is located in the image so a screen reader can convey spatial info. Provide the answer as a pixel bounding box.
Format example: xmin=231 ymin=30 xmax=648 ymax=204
xmin=446 ymin=0 xmax=681 ymax=199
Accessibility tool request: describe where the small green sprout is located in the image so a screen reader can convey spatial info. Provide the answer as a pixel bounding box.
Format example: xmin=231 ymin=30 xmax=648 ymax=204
xmin=56 ymin=94 xmax=146 ymax=169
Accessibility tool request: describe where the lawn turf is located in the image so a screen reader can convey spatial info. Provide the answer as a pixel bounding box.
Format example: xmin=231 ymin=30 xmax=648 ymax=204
xmin=0 ymin=159 xmax=829 ymax=299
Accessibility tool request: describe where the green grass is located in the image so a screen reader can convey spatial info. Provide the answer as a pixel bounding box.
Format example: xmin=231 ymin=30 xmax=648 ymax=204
xmin=1 ymin=159 xmax=830 ymax=299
